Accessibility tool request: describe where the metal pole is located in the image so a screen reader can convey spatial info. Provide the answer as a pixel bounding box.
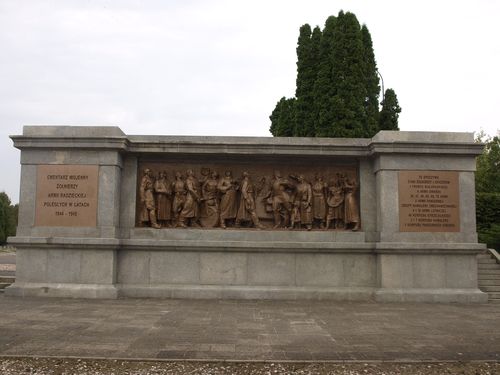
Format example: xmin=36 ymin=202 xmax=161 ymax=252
xmin=377 ymin=69 xmax=385 ymax=104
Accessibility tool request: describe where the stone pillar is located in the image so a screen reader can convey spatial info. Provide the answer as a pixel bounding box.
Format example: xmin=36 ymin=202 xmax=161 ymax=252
xmin=6 ymin=126 xmax=126 ymax=298
xmin=371 ymin=131 xmax=487 ymax=303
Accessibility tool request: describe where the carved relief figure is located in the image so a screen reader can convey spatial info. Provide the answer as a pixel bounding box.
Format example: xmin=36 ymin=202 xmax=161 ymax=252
xmin=294 ymin=174 xmax=313 ymax=230
xmin=326 ymin=178 xmax=345 ymax=229
xmin=289 ymin=197 xmax=300 ymax=229
xmin=200 ymin=171 xmax=220 ymax=228
xmin=271 ymin=170 xmax=292 ymax=229
xmin=178 ymin=169 xmax=200 ymax=227
xmin=255 ymin=176 xmax=273 ymax=219
xmin=172 ymin=171 xmax=186 ymax=227
xmin=218 ymin=171 xmax=238 ymax=229
xmin=139 ymin=168 xmax=160 ymax=229
xmin=312 ymin=174 xmax=327 ymax=228
xmin=198 ymin=167 xmax=211 ymax=223
xmin=236 ymin=171 xmax=265 ymax=229
xmin=154 ymin=171 xmax=172 ymax=227
xmin=343 ymin=177 xmax=360 ymax=231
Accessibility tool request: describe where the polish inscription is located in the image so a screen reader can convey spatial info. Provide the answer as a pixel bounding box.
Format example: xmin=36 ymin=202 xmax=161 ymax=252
xmin=35 ymin=165 xmax=99 ymax=227
xmin=399 ymin=171 xmax=460 ymax=232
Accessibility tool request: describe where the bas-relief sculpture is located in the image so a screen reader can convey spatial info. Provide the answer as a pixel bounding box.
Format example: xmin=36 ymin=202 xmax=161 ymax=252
xmin=137 ymin=163 xmax=360 ymax=231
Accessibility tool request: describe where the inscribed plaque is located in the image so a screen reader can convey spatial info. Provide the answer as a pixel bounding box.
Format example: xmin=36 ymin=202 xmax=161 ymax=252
xmin=399 ymin=171 xmax=460 ymax=232
xmin=35 ymin=165 xmax=99 ymax=227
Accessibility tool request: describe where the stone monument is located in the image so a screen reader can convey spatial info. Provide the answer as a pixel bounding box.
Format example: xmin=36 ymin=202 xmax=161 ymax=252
xmin=6 ymin=126 xmax=488 ymax=302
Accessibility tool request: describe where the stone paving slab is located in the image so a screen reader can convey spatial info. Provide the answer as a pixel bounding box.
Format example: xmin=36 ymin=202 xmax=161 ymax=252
xmin=0 ymin=295 xmax=498 ymax=361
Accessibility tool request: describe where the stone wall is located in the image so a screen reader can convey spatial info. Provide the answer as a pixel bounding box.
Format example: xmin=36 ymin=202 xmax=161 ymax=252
xmin=6 ymin=126 xmax=488 ymax=302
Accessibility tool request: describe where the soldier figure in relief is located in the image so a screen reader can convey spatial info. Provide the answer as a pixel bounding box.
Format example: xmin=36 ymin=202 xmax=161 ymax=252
xmin=270 ymin=170 xmax=292 ymax=229
xmin=200 ymin=171 xmax=220 ymax=228
xmin=236 ymin=171 xmax=265 ymax=229
xmin=178 ymin=169 xmax=200 ymax=227
xmin=343 ymin=177 xmax=360 ymax=231
xmin=294 ymin=174 xmax=313 ymax=230
xmin=312 ymin=174 xmax=327 ymax=229
xmin=172 ymin=171 xmax=186 ymax=227
xmin=218 ymin=170 xmax=238 ymax=229
xmin=326 ymin=178 xmax=345 ymax=229
xmin=139 ymin=168 xmax=160 ymax=229
xmin=154 ymin=171 xmax=172 ymax=227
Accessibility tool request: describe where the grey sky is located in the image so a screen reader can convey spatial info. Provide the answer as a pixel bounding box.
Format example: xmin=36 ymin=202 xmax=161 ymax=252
xmin=1 ymin=0 xmax=499 ymax=203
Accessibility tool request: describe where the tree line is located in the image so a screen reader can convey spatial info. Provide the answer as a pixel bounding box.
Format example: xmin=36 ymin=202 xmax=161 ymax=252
xmin=270 ymin=11 xmax=401 ymax=138
xmin=475 ymin=133 xmax=500 ymax=250
xmin=0 ymin=192 xmax=18 ymax=245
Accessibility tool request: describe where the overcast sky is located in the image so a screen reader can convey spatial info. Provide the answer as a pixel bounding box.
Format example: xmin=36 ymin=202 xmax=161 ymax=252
xmin=1 ymin=0 xmax=499 ymax=203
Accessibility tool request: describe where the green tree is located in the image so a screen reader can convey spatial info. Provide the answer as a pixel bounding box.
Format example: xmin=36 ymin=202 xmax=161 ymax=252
xmin=361 ymin=24 xmax=380 ymax=137
xmin=271 ymin=11 xmax=401 ymax=138
xmin=313 ymin=15 xmax=337 ymax=137
xmin=295 ymin=24 xmax=321 ymax=137
xmin=329 ymin=11 xmax=367 ymax=138
xmin=269 ymin=97 xmax=296 ymax=136
xmin=378 ymin=88 xmax=401 ymax=130
xmin=0 ymin=192 xmax=17 ymax=245
xmin=475 ymin=133 xmax=500 ymax=250
xmin=475 ymin=134 xmax=500 ymax=193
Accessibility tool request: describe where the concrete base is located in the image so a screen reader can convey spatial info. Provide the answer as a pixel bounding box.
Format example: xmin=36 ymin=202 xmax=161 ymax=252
xmin=374 ymin=288 xmax=488 ymax=303
xmin=118 ymin=284 xmax=375 ymax=301
xmin=6 ymin=238 xmax=489 ymax=302
xmin=5 ymin=282 xmax=118 ymax=299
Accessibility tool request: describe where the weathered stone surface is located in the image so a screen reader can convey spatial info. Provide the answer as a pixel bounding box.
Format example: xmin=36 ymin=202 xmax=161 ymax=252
xmin=7 ymin=127 xmax=488 ymax=302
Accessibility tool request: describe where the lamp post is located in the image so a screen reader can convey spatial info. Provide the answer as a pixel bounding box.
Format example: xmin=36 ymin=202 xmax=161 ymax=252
xmin=377 ymin=69 xmax=385 ymax=103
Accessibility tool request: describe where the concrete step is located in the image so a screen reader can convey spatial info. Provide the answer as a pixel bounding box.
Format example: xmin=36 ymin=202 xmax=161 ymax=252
xmin=479 ymin=280 xmax=500 ymax=287
xmin=0 ymin=282 xmax=11 ymax=290
xmin=478 ymin=263 xmax=500 ymax=270
xmin=478 ymin=283 xmax=500 ymax=289
xmin=0 ymin=270 xmax=15 ymax=278
xmin=477 ymin=253 xmax=493 ymax=259
xmin=477 ymin=253 xmax=493 ymax=260
xmin=478 ymin=258 xmax=497 ymax=264
xmin=489 ymin=298 xmax=500 ymax=304
xmin=480 ymin=286 xmax=500 ymax=292
xmin=0 ymin=276 xmax=15 ymax=284
xmin=479 ymin=274 xmax=500 ymax=280
xmin=488 ymin=292 xmax=500 ymax=299
xmin=478 ymin=272 xmax=500 ymax=278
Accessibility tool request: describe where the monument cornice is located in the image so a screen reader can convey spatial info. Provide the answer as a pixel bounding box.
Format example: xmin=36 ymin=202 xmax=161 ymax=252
xmin=11 ymin=127 xmax=483 ymax=158
xmin=126 ymin=135 xmax=370 ymax=157
xmin=10 ymin=135 xmax=129 ymax=152
xmin=369 ymin=141 xmax=484 ymax=156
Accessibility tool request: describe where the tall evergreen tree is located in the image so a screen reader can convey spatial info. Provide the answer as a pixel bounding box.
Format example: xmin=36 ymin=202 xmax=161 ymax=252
xmin=295 ymin=24 xmax=320 ymax=137
xmin=269 ymin=97 xmax=296 ymax=136
xmin=379 ymin=88 xmax=401 ymax=130
xmin=361 ymin=24 xmax=380 ymax=137
xmin=330 ymin=11 xmax=367 ymax=138
xmin=270 ymin=11 xmax=401 ymax=138
xmin=313 ymin=16 xmax=337 ymax=137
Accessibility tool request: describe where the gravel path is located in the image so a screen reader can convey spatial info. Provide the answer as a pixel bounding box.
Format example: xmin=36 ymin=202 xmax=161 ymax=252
xmin=0 ymin=358 xmax=499 ymax=375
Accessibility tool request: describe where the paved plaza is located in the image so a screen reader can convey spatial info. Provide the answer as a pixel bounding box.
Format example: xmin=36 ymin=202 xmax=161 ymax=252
xmin=0 ymin=295 xmax=498 ymax=362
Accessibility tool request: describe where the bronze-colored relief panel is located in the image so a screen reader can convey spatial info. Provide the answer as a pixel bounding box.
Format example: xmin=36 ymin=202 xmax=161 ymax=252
xmin=399 ymin=170 xmax=460 ymax=232
xmin=136 ymin=161 xmax=360 ymax=231
xmin=35 ymin=165 xmax=99 ymax=227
